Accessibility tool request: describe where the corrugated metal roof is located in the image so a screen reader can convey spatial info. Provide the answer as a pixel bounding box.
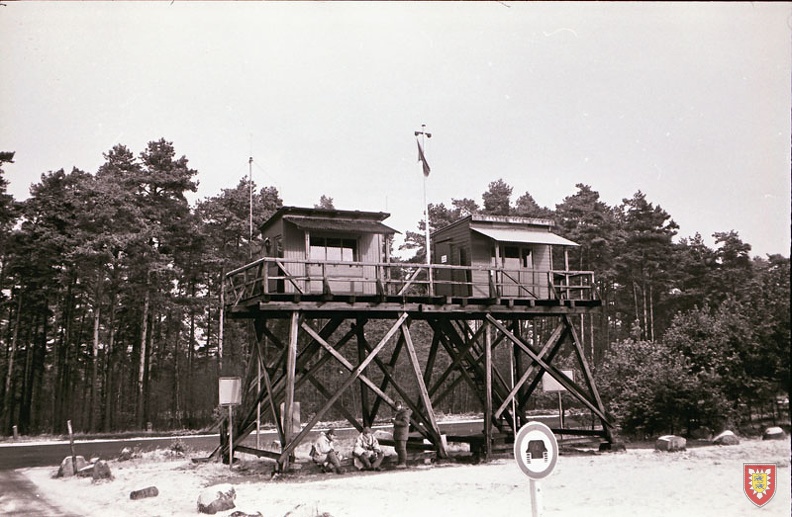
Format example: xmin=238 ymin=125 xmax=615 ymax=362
xmin=471 ymin=226 xmax=578 ymax=246
xmin=284 ymin=215 xmax=399 ymax=234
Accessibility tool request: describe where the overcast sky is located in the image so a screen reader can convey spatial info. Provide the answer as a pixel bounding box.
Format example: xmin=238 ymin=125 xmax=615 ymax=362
xmin=1 ymin=2 xmax=790 ymax=258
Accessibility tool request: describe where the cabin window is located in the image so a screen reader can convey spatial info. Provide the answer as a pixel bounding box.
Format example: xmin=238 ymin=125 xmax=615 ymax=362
xmin=497 ymin=245 xmax=533 ymax=268
xmin=309 ymin=236 xmax=357 ymax=262
xmin=504 ymin=246 xmax=520 ymax=259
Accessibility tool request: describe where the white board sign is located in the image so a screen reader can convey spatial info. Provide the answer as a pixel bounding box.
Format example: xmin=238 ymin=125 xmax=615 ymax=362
xmin=541 ymin=370 xmax=573 ymax=392
xmin=218 ymin=377 xmax=242 ymax=406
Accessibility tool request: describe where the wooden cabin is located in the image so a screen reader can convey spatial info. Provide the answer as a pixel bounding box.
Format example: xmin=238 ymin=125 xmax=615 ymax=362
xmin=259 ymin=206 xmax=397 ymax=295
xmin=431 ymin=214 xmax=579 ymax=299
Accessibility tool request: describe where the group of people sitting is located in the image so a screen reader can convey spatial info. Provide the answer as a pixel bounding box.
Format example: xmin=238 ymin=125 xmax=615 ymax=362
xmin=310 ymin=400 xmax=411 ymax=474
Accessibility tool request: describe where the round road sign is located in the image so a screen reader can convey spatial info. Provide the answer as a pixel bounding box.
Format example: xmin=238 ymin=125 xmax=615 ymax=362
xmin=514 ymin=421 xmax=559 ymax=480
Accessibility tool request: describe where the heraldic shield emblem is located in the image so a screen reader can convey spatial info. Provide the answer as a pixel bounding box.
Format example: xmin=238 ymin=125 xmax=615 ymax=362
xmin=743 ymin=464 xmax=777 ymax=507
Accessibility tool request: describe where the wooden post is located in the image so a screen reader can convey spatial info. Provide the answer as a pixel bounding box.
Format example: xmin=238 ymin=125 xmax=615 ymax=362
xmin=484 ymin=322 xmax=493 ymax=460
xmin=67 ymin=420 xmax=77 ymax=475
xmin=228 ymin=405 xmax=234 ymax=469
xmin=283 ymin=311 xmax=299 ymax=470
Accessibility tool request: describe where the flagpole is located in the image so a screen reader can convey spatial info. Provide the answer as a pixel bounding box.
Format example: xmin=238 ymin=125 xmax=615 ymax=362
xmin=415 ymin=124 xmax=433 ymax=296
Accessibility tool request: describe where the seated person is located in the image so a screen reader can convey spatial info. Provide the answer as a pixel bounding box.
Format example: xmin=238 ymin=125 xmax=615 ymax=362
xmin=311 ymin=428 xmax=344 ymax=474
xmin=353 ymin=426 xmax=384 ymax=471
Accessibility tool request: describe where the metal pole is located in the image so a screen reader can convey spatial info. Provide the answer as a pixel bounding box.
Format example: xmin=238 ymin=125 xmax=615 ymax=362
xmin=530 ymin=478 xmax=543 ymax=517
xmin=248 ymin=156 xmax=253 ymax=255
xmin=416 ymin=125 xmax=433 ymax=296
xmin=228 ymin=405 xmax=234 ymax=469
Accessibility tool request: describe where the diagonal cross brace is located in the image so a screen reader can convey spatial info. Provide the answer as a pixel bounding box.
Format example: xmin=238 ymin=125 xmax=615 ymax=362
xmin=276 ymin=312 xmax=409 ymax=464
xmin=486 ymin=314 xmax=612 ymax=425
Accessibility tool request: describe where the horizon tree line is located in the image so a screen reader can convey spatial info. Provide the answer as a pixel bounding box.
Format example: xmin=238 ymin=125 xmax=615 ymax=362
xmin=0 ymin=142 xmax=788 ymax=437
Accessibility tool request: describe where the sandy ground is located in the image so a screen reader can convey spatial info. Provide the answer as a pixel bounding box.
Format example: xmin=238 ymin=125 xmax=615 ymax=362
xmin=20 ymin=437 xmax=791 ymax=517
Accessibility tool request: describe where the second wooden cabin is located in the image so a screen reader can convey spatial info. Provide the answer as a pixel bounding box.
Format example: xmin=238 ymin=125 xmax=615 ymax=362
xmin=431 ymin=214 xmax=579 ymax=299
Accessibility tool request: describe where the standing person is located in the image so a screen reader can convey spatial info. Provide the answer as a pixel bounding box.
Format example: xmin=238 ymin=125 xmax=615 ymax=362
xmin=311 ymin=428 xmax=344 ymax=474
xmin=391 ymin=400 xmax=412 ymax=468
xmin=353 ymin=426 xmax=384 ymax=471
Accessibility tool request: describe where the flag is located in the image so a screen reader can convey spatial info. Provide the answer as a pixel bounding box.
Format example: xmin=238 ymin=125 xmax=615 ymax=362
xmin=417 ymin=139 xmax=431 ymax=177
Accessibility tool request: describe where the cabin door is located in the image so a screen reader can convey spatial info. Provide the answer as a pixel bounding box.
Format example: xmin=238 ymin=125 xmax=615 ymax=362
xmin=500 ymin=245 xmax=534 ymax=298
xmin=434 ymin=241 xmax=453 ymax=297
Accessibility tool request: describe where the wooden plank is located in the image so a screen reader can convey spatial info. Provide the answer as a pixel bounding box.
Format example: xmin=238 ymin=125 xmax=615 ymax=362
xmin=282 ymin=311 xmax=299 ymax=470
xmin=486 ymin=315 xmax=612 ymax=425
xmin=401 ymin=322 xmax=447 ymax=458
xmin=494 ymin=322 xmax=564 ymax=419
xmin=563 ymin=314 xmax=613 ymax=441
xmin=357 ymin=318 xmax=372 ymax=427
xmin=276 ymin=312 xmax=410 ymax=465
xmin=484 ymin=322 xmax=493 ymax=459
xmin=236 ymin=445 xmax=281 ymax=460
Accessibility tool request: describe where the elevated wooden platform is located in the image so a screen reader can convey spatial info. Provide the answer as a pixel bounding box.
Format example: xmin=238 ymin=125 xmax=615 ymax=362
xmin=214 ymin=258 xmax=613 ymax=472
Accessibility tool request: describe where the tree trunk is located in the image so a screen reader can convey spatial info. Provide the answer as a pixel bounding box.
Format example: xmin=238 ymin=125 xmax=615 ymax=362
xmin=632 ymin=281 xmax=641 ymax=338
xmin=102 ymin=288 xmax=117 ymax=433
xmin=90 ymin=302 xmax=100 ymax=432
xmin=2 ymin=293 xmax=23 ymax=433
xmin=649 ymin=283 xmax=655 ymax=342
xmin=137 ymin=285 xmax=150 ymax=430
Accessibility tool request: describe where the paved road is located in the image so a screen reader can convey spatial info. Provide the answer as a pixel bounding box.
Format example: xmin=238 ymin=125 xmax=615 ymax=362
xmin=0 ymin=415 xmax=574 ymax=471
xmin=0 ymin=470 xmax=80 ymax=516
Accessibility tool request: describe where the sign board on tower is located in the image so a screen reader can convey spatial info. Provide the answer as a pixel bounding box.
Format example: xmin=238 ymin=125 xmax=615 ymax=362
xmin=218 ymin=377 xmax=242 ymax=406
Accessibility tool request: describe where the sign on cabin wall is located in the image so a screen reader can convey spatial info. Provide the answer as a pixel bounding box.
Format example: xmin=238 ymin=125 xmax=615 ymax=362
xmin=541 ymin=370 xmax=574 ymax=392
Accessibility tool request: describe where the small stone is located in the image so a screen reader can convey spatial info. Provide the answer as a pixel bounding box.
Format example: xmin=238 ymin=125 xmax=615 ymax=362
xmin=655 ymin=435 xmax=686 ymax=452
xmin=92 ymin=460 xmax=113 ymax=480
xmin=762 ymin=427 xmax=786 ymax=440
xmin=58 ymin=456 xmax=88 ymax=477
xmin=712 ymin=430 xmax=740 ymax=446
xmin=130 ymin=486 xmax=159 ymax=500
xmin=197 ymin=483 xmax=236 ymax=514
xmin=119 ymin=447 xmax=133 ymax=461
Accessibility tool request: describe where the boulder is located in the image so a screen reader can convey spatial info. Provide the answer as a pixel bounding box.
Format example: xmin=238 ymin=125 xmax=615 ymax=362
xmin=197 ymin=484 xmax=236 ymax=515
xmin=712 ymin=430 xmax=740 ymax=446
xmin=92 ymin=460 xmax=113 ymax=480
xmin=762 ymin=426 xmax=786 ymax=440
xmin=130 ymin=486 xmax=159 ymax=500
xmin=58 ymin=455 xmax=88 ymax=477
xmin=655 ymin=435 xmax=686 ymax=452
xmin=119 ymin=447 xmax=133 ymax=461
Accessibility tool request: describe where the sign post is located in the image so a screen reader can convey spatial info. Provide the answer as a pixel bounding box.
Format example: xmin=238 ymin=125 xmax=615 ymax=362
xmin=542 ymin=370 xmax=574 ymax=436
xmin=219 ymin=377 xmax=242 ymax=469
xmin=514 ymin=421 xmax=559 ymax=517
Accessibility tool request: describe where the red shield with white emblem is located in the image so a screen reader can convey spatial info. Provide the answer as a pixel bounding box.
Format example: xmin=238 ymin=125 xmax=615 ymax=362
xmin=744 ymin=464 xmax=776 ymax=507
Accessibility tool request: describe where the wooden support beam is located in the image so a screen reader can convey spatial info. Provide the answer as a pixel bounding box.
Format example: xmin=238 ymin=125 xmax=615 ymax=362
xmin=276 ymin=313 xmax=410 ymax=465
xmin=281 ymin=312 xmax=299 ymax=470
xmin=484 ymin=322 xmax=493 ymax=459
xmin=356 ymin=318 xmax=372 ymax=427
xmin=401 ymin=322 xmax=447 ymax=458
xmin=300 ymin=322 xmax=395 ymax=407
xmin=563 ymin=314 xmax=613 ymax=441
xmin=516 ymin=326 xmax=569 ymax=414
xmin=367 ymin=330 xmax=403 ymax=425
xmin=254 ymin=329 xmax=285 ymax=444
xmin=494 ymin=322 xmax=565 ymax=419
xmin=427 ymin=320 xmax=484 ymax=398
xmin=486 ymin=315 xmax=612 ymax=425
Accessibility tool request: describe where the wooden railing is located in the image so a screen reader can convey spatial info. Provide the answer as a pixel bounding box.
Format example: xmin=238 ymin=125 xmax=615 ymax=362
xmin=224 ymin=258 xmax=598 ymax=306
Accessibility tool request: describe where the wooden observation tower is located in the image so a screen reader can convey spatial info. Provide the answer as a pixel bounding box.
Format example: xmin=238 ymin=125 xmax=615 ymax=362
xmin=217 ymin=206 xmax=614 ymax=471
